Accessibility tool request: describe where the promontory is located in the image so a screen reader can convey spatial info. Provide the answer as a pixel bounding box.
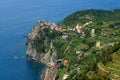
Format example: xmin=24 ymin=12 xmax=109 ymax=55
xmin=26 ymin=9 xmax=120 ymax=80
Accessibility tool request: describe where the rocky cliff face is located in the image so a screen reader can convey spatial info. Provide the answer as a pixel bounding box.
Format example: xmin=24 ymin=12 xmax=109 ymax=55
xmin=26 ymin=20 xmax=59 ymax=64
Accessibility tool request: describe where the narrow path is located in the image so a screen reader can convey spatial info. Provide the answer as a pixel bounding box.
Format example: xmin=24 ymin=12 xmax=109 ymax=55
xmin=42 ymin=49 xmax=51 ymax=63
xmin=43 ymin=63 xmax=61 ymax=80
xmin=48 ymin=63 xmax=61 ymax=80
xmin=64 ymin=45 xmax=70 ymax=54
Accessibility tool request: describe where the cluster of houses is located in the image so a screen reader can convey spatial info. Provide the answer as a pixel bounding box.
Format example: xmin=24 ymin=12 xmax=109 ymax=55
xmin=37 ymin=20 xmax=61 ymax=31
xmin=38 ymin=20 xmax=96 ymax=40
xmin=61 ymin=21 xmax=95 ymax=38
xmin=49 ymin=22 xmax=61 ymax=31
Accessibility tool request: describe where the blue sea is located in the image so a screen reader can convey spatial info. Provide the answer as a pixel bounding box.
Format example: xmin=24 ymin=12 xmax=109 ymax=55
xmin=0 ymin=0 xmax=120 ymax=80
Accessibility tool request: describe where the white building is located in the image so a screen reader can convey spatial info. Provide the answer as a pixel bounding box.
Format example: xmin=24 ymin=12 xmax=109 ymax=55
xmin=91 ymin=29 xmax=95 ymax=37
xmin=62 ymin=35 xmax=68 ymax=39
xmin=62 ymin=74 xmax=69 ymax=80
xmin=75 ymin=24 xmax=82 ymax=33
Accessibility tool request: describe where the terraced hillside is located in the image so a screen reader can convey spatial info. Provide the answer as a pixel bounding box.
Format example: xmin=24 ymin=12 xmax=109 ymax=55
xmin=98 ymin=48 xmax=120 ymax=80
xmin=27 ymin=9 xmax=120 ymax=80
xmin=56 ymin=9 xmax=120 ymax=80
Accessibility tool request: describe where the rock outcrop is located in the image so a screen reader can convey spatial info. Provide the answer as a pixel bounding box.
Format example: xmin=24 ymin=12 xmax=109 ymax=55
xmin=26 ymin=20 xmax=59 ymax=64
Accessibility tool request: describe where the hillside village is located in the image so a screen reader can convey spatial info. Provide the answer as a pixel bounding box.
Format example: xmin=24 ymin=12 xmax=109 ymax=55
xmin=26 ymin=9 xmax=120 ymax=80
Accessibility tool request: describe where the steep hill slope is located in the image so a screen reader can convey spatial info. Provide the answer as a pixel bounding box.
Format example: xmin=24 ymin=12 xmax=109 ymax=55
xmin=26 ymin=9 xmax=120 ymax=80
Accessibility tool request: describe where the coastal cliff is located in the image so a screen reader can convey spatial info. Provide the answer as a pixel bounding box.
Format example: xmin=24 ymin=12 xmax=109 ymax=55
xmin=26 ymin=20 xmax=61 ymax=65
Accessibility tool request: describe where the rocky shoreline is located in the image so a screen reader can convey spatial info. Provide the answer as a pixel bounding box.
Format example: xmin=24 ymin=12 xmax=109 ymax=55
xmin=26 ymin=20 xmax=59 ymax=63
xmin=40 ymin=67 xmax=47 ymax=80
xmin=26 ymin=20 xmax=62 ymax=80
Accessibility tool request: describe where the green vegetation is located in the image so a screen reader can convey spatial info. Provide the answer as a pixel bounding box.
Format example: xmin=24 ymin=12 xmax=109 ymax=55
xmin=59 ymin=9 xmax=120 ymax=28
xmin=98 ymin=47 xmax=120 ymax=80
xmin=31 ymin=9 xmax=120 ymax=80
xmin=56 ymin=9 xmax=120 ymax=80
xmin=32 ymin=27 xmax=62 ymax=53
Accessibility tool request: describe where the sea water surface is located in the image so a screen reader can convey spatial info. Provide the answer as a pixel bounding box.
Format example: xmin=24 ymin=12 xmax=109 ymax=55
xmin=0 ymin=0 xmax=120 ymax=80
